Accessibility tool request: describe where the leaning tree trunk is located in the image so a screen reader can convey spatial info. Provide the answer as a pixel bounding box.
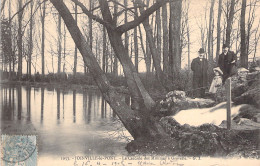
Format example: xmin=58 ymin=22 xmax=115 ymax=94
xmin=50 ymin=0 xmax=167 ymax=140
xmin=98 ymin=0 xmax=155 ymax=110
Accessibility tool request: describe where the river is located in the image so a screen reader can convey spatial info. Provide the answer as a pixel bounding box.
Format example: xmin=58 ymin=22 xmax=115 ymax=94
xmin=0 ymin=84 xmax=132 ymax=159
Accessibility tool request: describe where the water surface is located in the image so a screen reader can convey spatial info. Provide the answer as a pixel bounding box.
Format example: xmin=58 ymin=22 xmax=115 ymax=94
xmin=0 ymin=84 xmax=132 ymax=158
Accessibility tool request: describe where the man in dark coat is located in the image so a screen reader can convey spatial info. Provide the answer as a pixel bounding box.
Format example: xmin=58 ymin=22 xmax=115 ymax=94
xmin=218 ymin=44 xmax=237 ymax=82
xmin=191 ymin=48 xmax=208 ymax=98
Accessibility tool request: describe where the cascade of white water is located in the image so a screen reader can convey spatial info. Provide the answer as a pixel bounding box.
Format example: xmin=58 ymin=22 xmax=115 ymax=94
xmin=172 ymin=102 xmax=245 ymax=126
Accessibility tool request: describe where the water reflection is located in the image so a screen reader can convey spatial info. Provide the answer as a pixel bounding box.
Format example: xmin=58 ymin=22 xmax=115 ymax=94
xmin=73 ymin=90 xmax=76 ymax=123
xmin=0 ymin=84 xmax=132 ymax=156
xmin=1 ymin=84 xmax=119 ymax=126
xmin=57 ymin=88 xmax=60 ymax=121
xmin=26 ymin=86 xmax=31 ymax=121
xmin=17 ymin=86 xmax=22 ymax=120
xmin=41 ymin=87 xmax=44 ymax=123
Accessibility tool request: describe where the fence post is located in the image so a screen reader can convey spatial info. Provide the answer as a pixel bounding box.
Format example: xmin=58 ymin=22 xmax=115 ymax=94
xmin=226 ymin=77 xmax=231 ymax=130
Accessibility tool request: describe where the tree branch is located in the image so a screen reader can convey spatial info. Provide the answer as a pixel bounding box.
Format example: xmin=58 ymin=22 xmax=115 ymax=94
xmin=116 ymin=0 xmax=170 ymax=34
xmin=1 ymin=0 xmax=7 ymax=13
xmin=70 ymin=0 xmax=113 ymax=29
xmin=8 ymin=0 xmax=33 ymax=22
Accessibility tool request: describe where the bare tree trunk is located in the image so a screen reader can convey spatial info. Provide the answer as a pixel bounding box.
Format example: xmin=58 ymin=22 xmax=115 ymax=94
xmin=63 ymin=22 xmax=66 ymax=73
xmin=102 ymin=26 xmax=106 ymax=73
xmin=156 ymin=0 xmax=161 ymax=66
xmin=18 ymin=0 xmax=23 ymax=80
xmin=134 ymin=2 xmax=138 ymax=72
xmin=8 ymin=0 xmax=12 ymax=79
xmin=73 ymin=3 xmax=78 ymax=76
xmin=124 ymin=0 xmax=128 ymax=57
xmin=58 ymin=14 xmax=62 ymax=74
xmin=162 ymin=3 xmax=169 ymax=75
xmin=28 ymin=0 xmax=33 ymax=78
xmin=86 ymin=0 xmax=93 ymax=74
xmin=246 ymin=0 xmax=257 ymax=64
xmin=208 ymin=0 xmax=215 ymax=72
xmin=225 ymin=0 xmax=235 ymax=46
xmin=41 ymin=0 xmax=46 ymax=76
xmin=145 ymin=0 xmax=151 ymax=74
xmin=253 ymin=23 xmax=260 ymax=62
xmin=240 ymin=0 xmax=247 ymax=68
xmin=169 ymin=0 xmax=182 ymax=79
xmin=216 ymin=0 xmax=222 ymax=62
xmin=113 ymin=0 xmax=118 ymax=75
xmin=187 ymin=20 xmax=191 ymax=72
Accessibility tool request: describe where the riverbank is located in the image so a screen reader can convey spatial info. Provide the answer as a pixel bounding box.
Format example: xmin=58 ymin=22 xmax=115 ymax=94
xmin=0 ymin=80 xmax=128 ymax=94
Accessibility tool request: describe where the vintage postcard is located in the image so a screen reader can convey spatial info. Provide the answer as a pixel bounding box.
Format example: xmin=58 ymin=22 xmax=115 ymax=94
xmin=0 ymin=0 xmax=259 ymax=165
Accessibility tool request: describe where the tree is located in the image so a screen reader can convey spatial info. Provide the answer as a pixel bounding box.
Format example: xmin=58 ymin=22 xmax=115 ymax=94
xmin=134 ymin=1 xmax=139 ymax=72
xmin=57 ymin=14 xmax=62 ymax=74
xmin=18 ymin=0 xmax=24 ymax=79
xmin=63 ymin=22 xmax=66 ymax=73
xmin=113 ymin=0 xmax=118 ymax=75
xmin=124 ymin=0 xmax=129 ymax=57
xmin=87 ymin=0 xmax=93 ymax=74
xmin=225 ymin=0 xmax=235 ymax=46
xmin=240 ymin=0 xmax=247 ymax=68
xmin=73 ymin=3 xmax=78 ymax=76
xmin=145 ymin=0 xmax=151 ymax=74
xmin=40 ymin=0 xmax=46 ymax=76
xmin=50 ymin=0 xmax=169 ymax=139
xmin=28 ymin=0 xmax=34 ymax=78
xmin=102 ymin=25 xmax=106 ymax=72
xmin=208 ymin=0 xmax=215 ymax=70
xmin=169 ymin=0 xmax=182 ymax=79
xmin=216 ymin=0 xmax=222 ymax=62
xmin=156 ymin=0 xmax=162 ymax=69
xmin=162 ymin=2 xmax=169 ymax=74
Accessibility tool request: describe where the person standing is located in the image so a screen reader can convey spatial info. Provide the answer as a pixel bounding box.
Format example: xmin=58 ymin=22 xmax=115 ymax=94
xmin=209 ymin=67 xmax=223 ymax=94
xmin=191 ymin=48 xmax=208 ymax=98
xmin=218 ymin=44 xmax=237 ymax=82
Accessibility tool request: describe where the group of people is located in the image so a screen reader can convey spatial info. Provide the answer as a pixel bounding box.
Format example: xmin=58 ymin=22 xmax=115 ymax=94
xmin=191 ymin=44 xmax=237 ymax=98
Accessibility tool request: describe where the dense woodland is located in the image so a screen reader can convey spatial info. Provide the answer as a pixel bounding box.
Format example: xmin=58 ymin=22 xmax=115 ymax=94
xmin=1 ymin=0 xmax=260 ymax=139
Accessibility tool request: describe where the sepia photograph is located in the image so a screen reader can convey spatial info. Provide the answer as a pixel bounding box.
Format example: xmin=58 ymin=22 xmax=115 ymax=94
xmin=0 ymin=0 xmax=260 ymax=165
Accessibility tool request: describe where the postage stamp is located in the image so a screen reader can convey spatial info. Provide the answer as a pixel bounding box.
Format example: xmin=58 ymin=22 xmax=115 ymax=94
xmin=1 ymin=135 xmax=37 ymax=166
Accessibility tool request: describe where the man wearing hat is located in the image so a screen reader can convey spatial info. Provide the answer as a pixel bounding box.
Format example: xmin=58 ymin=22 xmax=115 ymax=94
xmin=191 ymin=48 xmax=208 ymax=98
xmin=218 ymin=44 xmax=237 ymax=82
